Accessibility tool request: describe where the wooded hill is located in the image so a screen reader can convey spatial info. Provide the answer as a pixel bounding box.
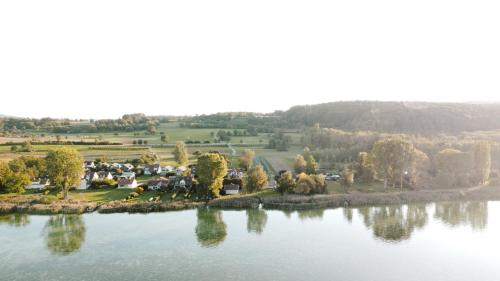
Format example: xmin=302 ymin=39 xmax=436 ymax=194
xmin=279 ymin=101 xmax=500 ymax=134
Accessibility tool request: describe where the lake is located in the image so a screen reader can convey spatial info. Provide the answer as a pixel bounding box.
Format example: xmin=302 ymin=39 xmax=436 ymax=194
xmin=0 ymin=201 xmax=498 ymax=281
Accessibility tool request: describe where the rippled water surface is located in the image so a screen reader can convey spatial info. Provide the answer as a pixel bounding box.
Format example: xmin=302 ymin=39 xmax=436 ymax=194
xmin=1 ymin=201 xmax=499 ymax=281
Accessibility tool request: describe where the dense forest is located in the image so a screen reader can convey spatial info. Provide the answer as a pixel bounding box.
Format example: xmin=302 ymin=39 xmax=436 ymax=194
xmin=178 ymin=101 xmax=500 ymax=135
xmin=279 ymin=101 xmax=500 ymax=134
xmin=3 ymin=102 xmax=500 ymax=135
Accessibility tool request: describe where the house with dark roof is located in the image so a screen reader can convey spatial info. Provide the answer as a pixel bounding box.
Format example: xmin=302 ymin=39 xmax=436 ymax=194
xmin=118 ymin=178 xmax=138 ymax=189
xmin=144 ymin=164 xmax=162 ymax=175
xmin=147 ymin=177 xmax=169 ymax=191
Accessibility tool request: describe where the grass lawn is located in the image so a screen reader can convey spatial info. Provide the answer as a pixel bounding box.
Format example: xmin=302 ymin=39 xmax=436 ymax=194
xmin=327 ymin=181 xmax=412 ymax=194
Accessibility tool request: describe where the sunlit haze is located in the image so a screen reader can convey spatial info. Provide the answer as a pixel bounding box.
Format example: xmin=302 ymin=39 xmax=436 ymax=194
xmin=1 ymin=0 xmax=499 ymax=119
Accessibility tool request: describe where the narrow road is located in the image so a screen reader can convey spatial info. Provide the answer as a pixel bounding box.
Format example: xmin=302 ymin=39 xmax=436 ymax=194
xmin=226 ymin=142 xmax=236 ymax=156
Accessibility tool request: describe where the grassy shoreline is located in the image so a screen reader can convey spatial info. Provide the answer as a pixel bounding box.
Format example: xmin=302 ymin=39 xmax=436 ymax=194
xmin=2 ymin=186 xmax=500 ymax=215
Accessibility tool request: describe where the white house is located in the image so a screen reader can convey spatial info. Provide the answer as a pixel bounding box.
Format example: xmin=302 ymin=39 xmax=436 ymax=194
xmin=223 ymin=183 xmax=240 ymax=195
xmin=118 ymin=178 xmax=138 ymax=189
xmin=78 ymin=179 xmax=89 ymax=190
xmin=27 ymin=178 xmax=50 ymax=190
xmin=87 ymin=171 xmax=113 ymax=181
xmin=120 ymin=172 xmax=136 ymax=180
xmin=122 ymin=163 xmax=134 ymax=172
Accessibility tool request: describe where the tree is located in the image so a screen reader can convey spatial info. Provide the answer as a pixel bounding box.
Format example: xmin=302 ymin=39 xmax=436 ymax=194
xmin=197 ymin=153 xmax=228 ymax=198
xmin=147 ymin=125 xmax=157 ymax=135
xmin=371 ymin=138 xmax=414 ymax=189
xmin=276 ymin=171 xmax=296 ymax=194
xmin=173 ymin=141 xmax=188 ymax=165
xmin=293 ymin=155 xmax=307 ymax=174
xmin=341 ymin=167 xmax=354 ymax=190
xmin=239 ymin=149 xmax=255 ymax=170
xmin=160 ymin=134 xmax=169 ymax=143
xmin=302 ymin=147 xmax=312 ymax=160
xmin=305 ymin=155 xmax=319 ymax=174
xmin=436 ymin=148 xmax=472 ymax=188
xmin=8 ymin=158 xmax=26 ymax=173
xmin=0 ymin=162 xmax=30 ymax=194
xmin=21 ymin=141 xmax=33 ymax=152
xmin=245 ymin=164 xmax=268 ymax=193
xmin=354 ymin=152 xmax=376 ymax=184
xmin=471 ymin=141 xmax=491 ymax=185
xmin=45 ymin=148 xmax=83 ymax=200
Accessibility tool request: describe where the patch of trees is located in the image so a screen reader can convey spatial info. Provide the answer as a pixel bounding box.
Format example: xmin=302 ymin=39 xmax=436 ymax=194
xmin=0 ymin=113 xmax=160 ymax=134
xmin=267 ymin=132 xmax=291 ymax=151
xmin=275 ymin=171 xmax=326 ymax=195
xmin=179 ymin=112 xmax=280 ymax=133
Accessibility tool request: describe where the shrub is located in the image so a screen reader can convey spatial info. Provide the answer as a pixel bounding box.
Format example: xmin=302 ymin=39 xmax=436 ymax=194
xmin=245 ymin=165 xmax=268 ymax=193
xmin=89 ymin=178 xmax=116 ymax=189
xmin=293 ymin=173 xmax=327 ymax=195
xmin=38 ymin=195 xmax=59 ymax=204
xmin=134 ymin=186 xmax=144 ymax=194
xmin=276 ymin=171 xmax=296 ymax=194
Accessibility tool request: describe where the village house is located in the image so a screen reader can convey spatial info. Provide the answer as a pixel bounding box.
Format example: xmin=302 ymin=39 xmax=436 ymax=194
xmin=87 ymin=171 xmax=113 ymax=182
xmin=147 ymin=177 xmax=169 ymax=191
xmin=118 ymin=178 xmax=138 ymax=189
xmin=144 ymin=164 xmax=162 ymax=175
xmin=222 ymin=183 xmax=240 ymax=195
xmin=119 ymin=171 xmax=136 ymax=180
xmin=78 ymin=178 xmax=89 ymax=190
xmin=122 ymin=163 xmax=134 ymax=172
xmin=27 ymin=178 xmax=50 ymax=190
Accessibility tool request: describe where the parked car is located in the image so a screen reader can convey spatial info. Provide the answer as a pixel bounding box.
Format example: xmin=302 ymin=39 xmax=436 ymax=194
xmin=325 ymin=174 xmax=341 ymax=181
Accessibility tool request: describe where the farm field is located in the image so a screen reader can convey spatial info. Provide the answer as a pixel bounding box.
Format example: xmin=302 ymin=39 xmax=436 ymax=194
xmin=0 ymin=124 xmax=304 ymax=173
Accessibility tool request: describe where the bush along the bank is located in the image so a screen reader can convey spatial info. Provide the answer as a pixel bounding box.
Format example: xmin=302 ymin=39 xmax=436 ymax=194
xmin=89 ymin=179 xmax=117 ymax=189
xmin=294 ymin=173 xmax=327 ymax=195
xmin=276 ymin=172 xmax=327 ymax=195
xmin=126 ymin=187 xmax=144 ymax=200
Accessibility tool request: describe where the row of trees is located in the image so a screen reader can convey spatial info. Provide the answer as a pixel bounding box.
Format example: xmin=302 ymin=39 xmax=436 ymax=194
xmin=293 ymin=147 xmax=319 ymax=175
xmin=0 ymin=148 xmax=83 ymax=198
xmin=350 ymin=138 xmax=492 ymax=189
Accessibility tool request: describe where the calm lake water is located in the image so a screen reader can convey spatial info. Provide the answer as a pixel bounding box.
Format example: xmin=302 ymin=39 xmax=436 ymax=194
xmin=1 ymin=201 xmax=499 ymax=281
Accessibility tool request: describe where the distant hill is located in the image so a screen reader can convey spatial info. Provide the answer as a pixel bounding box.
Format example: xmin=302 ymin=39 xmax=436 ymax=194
xmin=279 ymin=101 xmax=500 ymax=134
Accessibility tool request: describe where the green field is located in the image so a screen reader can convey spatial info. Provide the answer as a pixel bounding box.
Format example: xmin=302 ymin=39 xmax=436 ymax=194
xmin=0 ymin=123 xmax=307 ymax=173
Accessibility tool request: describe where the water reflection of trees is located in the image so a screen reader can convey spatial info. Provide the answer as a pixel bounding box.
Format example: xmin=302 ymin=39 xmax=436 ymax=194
xmin=196 ymin=208 xmax=227 ymax=247
xmin=357 ymin=205 xmax=428 ymax=242
xmin=44 ymin=215 xmax=86 ymax=256
xmin=297 ymin=209 xmax=325 ymax=221
xmin=0 ymin=214 xmax=30 ymax=227
xmin=246 ymin=209 xmax=268 ymax=234
xmin=434 ymin=201 xmax=488 ymax=230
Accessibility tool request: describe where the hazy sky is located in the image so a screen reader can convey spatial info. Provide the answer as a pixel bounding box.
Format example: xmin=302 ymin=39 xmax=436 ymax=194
xmin=1 ymin=0 xmax=499 ymax=119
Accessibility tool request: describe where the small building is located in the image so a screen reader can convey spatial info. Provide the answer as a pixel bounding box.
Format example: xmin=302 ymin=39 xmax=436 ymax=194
xmin=147 ymin=177 xmax=169 ymax=191
xmin=27 ymin=178 xmax=50 ymax=190
xmin=223 ymin=183 xmax=240 ymax=195
xmin=118 ymin=178 xmax=138 ymax=189
xmin=88 ymin=171 xmax=113 ymax=182
xmin=144 ymin=164 xmax=162 ymax=175
xmin=78 ymin=178 xmax=89 ymax=190
xmin=122 ymin=163 xmax=134 ymax=172
xmin=120 ymin=172 xmax=136 ymax=180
